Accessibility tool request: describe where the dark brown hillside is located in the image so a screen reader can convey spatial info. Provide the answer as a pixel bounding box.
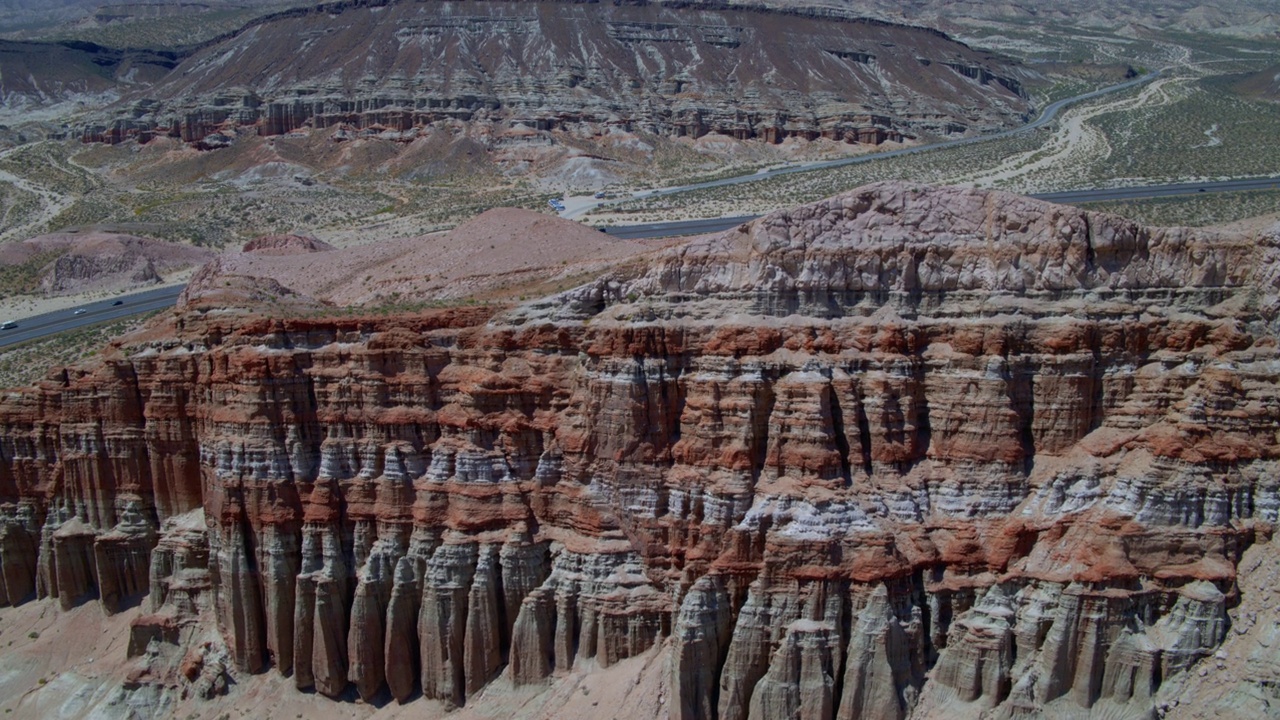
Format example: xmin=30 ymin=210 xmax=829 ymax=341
xmin=0 ymin=39 xmax=177 ymax=98
xmin=81 ymin=0 xmax=1034 ymax=146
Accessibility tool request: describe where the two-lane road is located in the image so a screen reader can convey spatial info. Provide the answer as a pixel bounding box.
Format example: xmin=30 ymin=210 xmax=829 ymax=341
xmin=0 ymin=285 xmax=183 ymax=349
xmin=563 ymin=71 xmax=1161 ymax=219
xmin=1033 ymin=176 xmax=1280 ymax=204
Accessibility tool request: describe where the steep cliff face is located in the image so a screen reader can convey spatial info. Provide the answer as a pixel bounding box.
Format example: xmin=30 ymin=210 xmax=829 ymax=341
xmin=1 ymin=183 xmax=1278 ymax=718
xmin=80 ymin=0 xmax=1031 ymax=147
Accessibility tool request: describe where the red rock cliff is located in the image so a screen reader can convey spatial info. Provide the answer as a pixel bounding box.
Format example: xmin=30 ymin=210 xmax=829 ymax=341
xmin=1 ymin=183 xmax=1278 ymax=718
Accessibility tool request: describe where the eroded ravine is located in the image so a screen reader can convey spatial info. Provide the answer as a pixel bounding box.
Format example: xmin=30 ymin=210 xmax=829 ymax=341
xmin=0 ymin=182 xmax=1278 ymax=719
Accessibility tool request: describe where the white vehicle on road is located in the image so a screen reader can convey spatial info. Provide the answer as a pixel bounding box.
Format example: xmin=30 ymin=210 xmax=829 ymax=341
xmin=1 ymin=321 xmax=16 ymax=330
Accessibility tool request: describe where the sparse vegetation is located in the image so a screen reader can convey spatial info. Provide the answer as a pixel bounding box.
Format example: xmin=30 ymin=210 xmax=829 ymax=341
xmin=0 ymin=314 xmax=158 ymax=389
xmin=1087 ymin=74 xmax=1280 ymax=181
xmin=0 ymin=19 xmax=1269 ymax=266
xmin=589 ymin=58 xmax=1280 ymax=224
xmin=0 ymin=143 xmax=98 ymax=197
xmin=0 ymin=250 xmax=63 ymax=298
xmin=1084 ymin=189 xmax=1280 ymax=228
xmin=0 ymin=182 xmax=44 ymax=235
xmin=0 ymin=16 xmax=1270 ymax=327
xmin=589 ymin=128 xmax=1048 ymax=223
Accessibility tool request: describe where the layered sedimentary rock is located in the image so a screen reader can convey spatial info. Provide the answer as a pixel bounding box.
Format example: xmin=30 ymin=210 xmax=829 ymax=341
xmin=1 ymin=182 xmax=1278 ymax=718
xmin=79 ymin=0 xmax=1031 ymax=148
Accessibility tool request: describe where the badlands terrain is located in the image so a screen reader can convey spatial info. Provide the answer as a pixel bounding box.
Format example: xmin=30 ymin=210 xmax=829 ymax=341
xmin=1 ymin=183 xmax=1280 ymax=719
xmin=0 ymin=0 xmax=1271 ymax=268
xmin=0 ymin=1 xmax=1278 ymax=719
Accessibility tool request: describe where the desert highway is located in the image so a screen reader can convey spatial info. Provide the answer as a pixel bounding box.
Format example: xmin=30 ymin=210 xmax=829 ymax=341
xmin=561 ymin=70 xmax=1161 ymax=219
xmin=600 ymin=175 xmax=1280 ymax=239
xmin=2 ymin=173 xmax=1278 ymax=349
xmin=0 ymin=67 xmax=1196 ymax=349
xmin=0 ymin=285 xmax=184 ymax=349
xmin=1033 ymin=176 xmax=1280 ymax=204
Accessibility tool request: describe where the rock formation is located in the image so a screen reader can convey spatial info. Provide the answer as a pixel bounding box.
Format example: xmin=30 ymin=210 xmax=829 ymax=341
xmin=1 ymin=182 xmax=1278 ymax=718
xmin=78 ymin=0 xmax=1032 ymax=148
xmin=241 ymin=234 xmax=335 ymax=256
xmin=0 ymin=231 xmax=214 ymax=297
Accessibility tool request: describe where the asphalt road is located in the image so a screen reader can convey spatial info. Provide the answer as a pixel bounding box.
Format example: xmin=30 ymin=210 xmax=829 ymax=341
xmin=602 ymin=216 xmax=759 ymax=239
xmin=1032 ymin=176 xmax=1280 ymax=204
xmin=600 ymin=175 xmax=1280 ymax=239
xmin=0 ymin=69 xmax=1188 ymax=348
xmin=0 ymin=285 xmax=183 ymax=349
xmin=567 ymin=70 xmax=1161 ymax=216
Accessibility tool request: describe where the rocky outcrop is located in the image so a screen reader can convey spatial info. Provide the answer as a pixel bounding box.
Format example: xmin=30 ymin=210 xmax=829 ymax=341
xmin=0 ymin=499 xmax=39 ymax=608
xmin=838 ymin=585 xmax=925 ymax=719
xmin=748 ymin=619 xmax=841 ymax=720
xmin=0 ymin=183 xmax=1277 ymax=718
xmin=79 ymin=0 xmax=1032 ymax=148
xmin=241 ymin=234 xmax=335 ymax=256
xmin=0 ymin=231 xmax=215 ymax=296
xmin=1159 ymin=533 xmax=1280 ymax=718
xmin=33 ymin=233 xmax=214 ymax=296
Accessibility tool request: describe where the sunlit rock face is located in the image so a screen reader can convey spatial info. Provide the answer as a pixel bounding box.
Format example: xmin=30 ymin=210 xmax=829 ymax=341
xmin=78 ymin=0 xmax=1031 ymax=147
xmin=2 ymin=182 xmax=1278 ymax=718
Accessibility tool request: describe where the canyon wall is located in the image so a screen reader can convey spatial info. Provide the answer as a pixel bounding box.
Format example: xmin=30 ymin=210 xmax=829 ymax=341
xmin=1 ymin=183 xmax=1278 ymax=717
xmin=78 ymin=0 xmax=1031 ymax=147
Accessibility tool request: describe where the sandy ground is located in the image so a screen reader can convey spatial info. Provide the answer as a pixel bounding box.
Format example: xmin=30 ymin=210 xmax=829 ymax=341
xmin=0 ymin=599 xmax=142 ymax=719
xmin=0 ymin=271 xmax=194 ymax=323
xmin=1213 ymin=212 xmax=1280 ymax=235
xmin=0 ymin=229 xmax=215 ymax=322
xmin=0 ymin=597 xmax=669 ymax=720
xmin=187 ymin=207 xmax=675 ymax=307
xmin=168 ymin=644 xmax=669 ymax=720
xmin=0 ymin=157 xmax=77 ymax=245
xmin=959 ymin=75 xmax=1183 ymax=191
xmin=1 ymin=205 xmax=679 ymax=324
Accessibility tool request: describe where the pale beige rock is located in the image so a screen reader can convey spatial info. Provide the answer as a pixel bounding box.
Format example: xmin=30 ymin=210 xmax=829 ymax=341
xmin=747 ymin=619 xmax=840 ymax=720
xmin=419 ymin=542 xmax=476 ymax=707
xmin=463 ymin=546 xmax=503 ymax=697
xmin=838 ymin=586 xmax=923 ymax=720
